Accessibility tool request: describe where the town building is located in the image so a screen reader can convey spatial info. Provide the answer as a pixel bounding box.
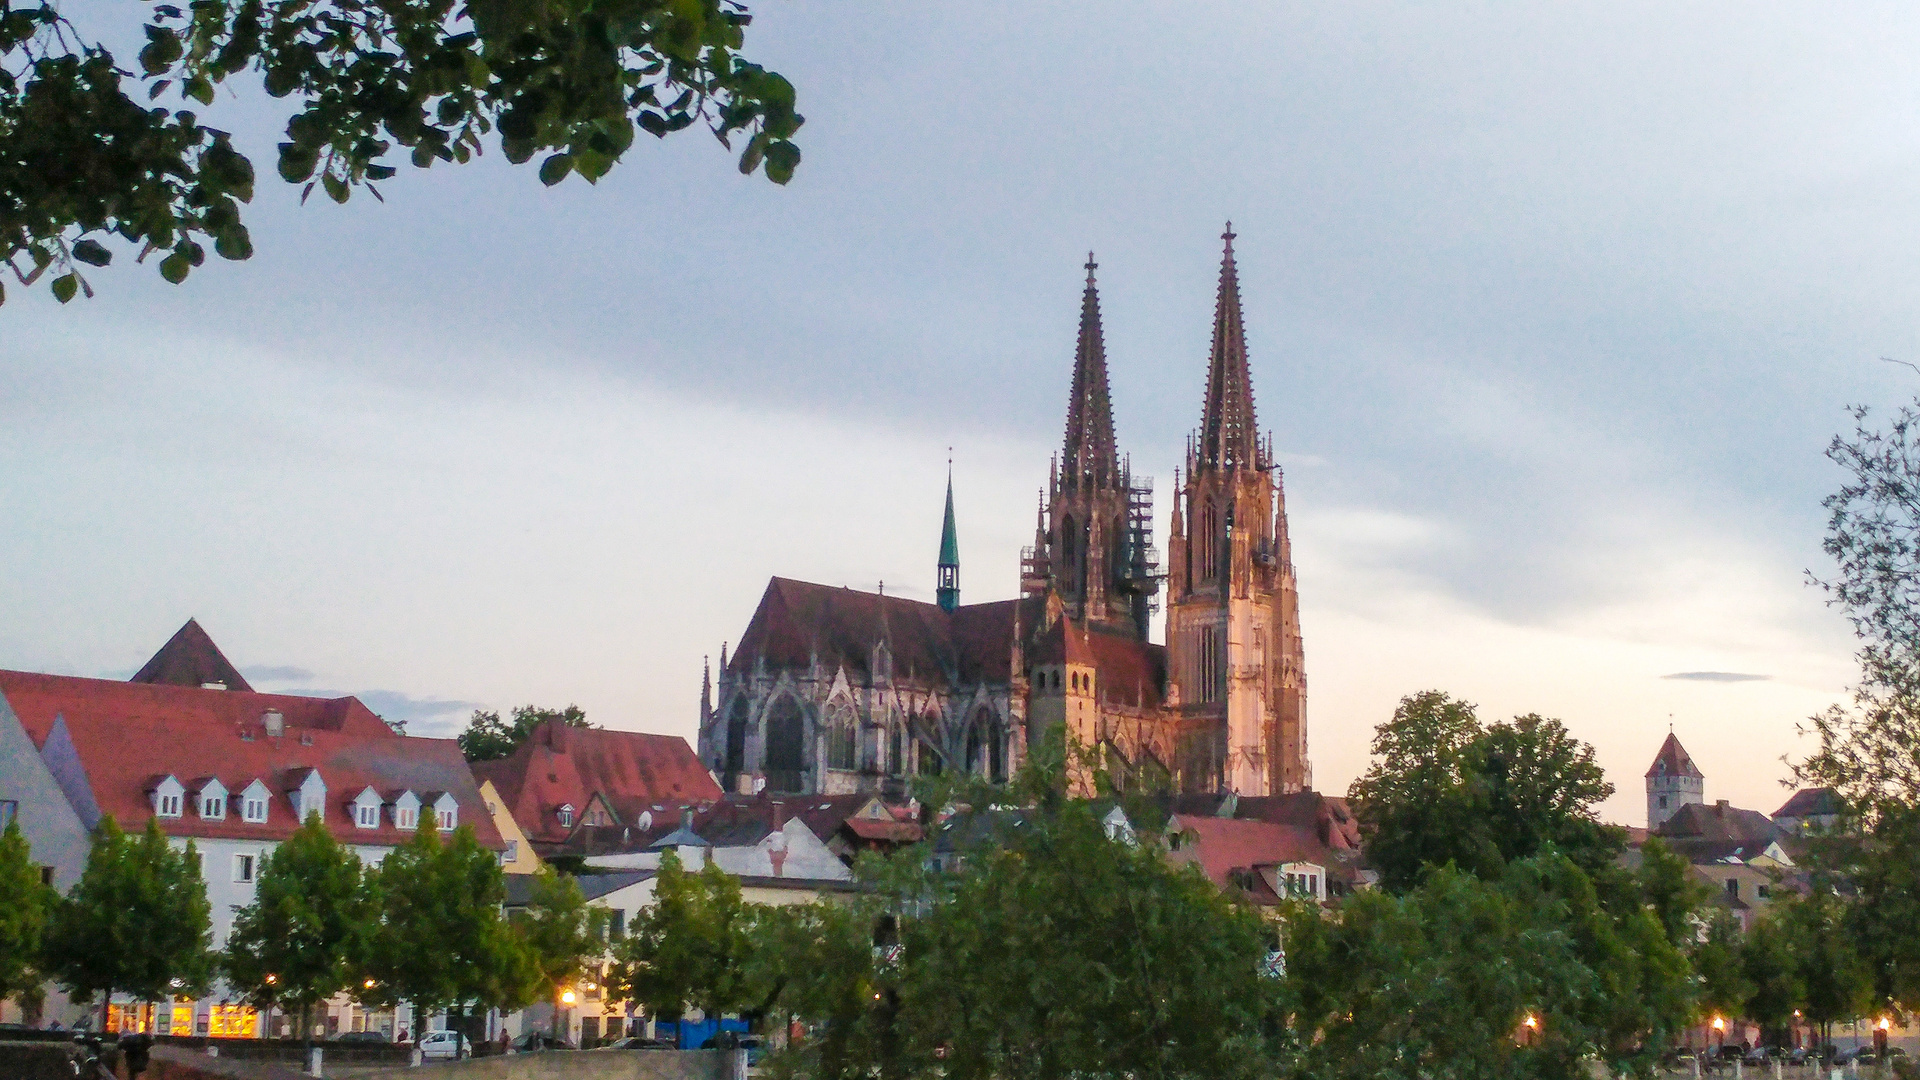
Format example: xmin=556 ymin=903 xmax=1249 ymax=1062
xmin=471 ymin=716 xmax=722 ymax=859
xmin=0 ymin=622 xmax=504 ymax=1037
xmin=700 ymin=230 xmax=1312 ymax=799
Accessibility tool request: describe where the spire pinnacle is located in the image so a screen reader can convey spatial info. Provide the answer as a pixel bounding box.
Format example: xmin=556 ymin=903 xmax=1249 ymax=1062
xmin=1063 ymin=254 xmax=1120 ymax=490
xmin=1198 ymin=224 xmax=1258 ymax=469
xmin=937 ymin=466 xmax=960 ymax=612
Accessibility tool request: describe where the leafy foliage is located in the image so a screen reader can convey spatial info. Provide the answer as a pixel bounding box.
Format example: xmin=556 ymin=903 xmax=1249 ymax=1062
xmin=506 ymin=867 xmax=606 ymax=1025
xmin=1349 ymin=691 xmax=1621 ymax=891
xmin=361 ymin=821 xmax=521 ymax=1048
xmin=1803 ymin=401 xmax=1920 ymax=817
xmin=0 ymin=820 xmax=50 ymax=1002
xmin=459 ymin=703 xmax=593 ymax=762
xmin=0 ymin=0 xmax=801 ymax=303
xmin=42 ymin=816 xmax=213 ymax=1020
xmin=221 ymin=813 xmax=373 ymax=1032
xmin=612 ymin=849 xmax=756 ymax=1022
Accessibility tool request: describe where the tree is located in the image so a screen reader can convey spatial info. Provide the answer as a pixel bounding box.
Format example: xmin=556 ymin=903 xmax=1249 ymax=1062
xmin=222 ymin=813 xmax=372 ymax=1047
xmin=507 ymin=868 xmax=606 ymax=1038
xmin=1692 ymin=909 xmax=1752 ymax=1036
xmin=0 ymin=0 xmax=802 ymax=304
xmin=1741 ymin=912 xmax=1804 ymax=1045
xmin=0 ymin=820 xmax=50 ymax=1004
xmin=1635 ymin=836 xmax=1711 ymax=949
xmin=363 ymin=821 xmax=519 ymax=1057
xmin=1349 ymin=691 xmax=1621 ymax=891
xmin=1283 ymin=851 xmax=1693 ymax=1080
xmin=613 ymin=849 xmax=757 ymax=1025
xmin=459 ymin=704 xmax=594 ymax=762
xmin=42 ymin=816 xmax=213 ymax=1028
xmin=1781 ymin=885 xmax=1872 ymax=1046
xmin=751 ymin=783 xmax=1280 ymax=1080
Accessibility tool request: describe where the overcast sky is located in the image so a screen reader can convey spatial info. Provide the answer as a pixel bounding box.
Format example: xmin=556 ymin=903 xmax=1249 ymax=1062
xmin=7 ymin=1 xmax=1918 ymax=825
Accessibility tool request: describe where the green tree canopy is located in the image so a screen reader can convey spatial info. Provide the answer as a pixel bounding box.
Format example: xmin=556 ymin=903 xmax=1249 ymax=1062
xmin=0 ymin=820 xmax=51 ymax=1003
xmin=507 ymin=867 xmax=606 ymax=1031
xmin=1 ymin=0 xmax=801 ymax=304
xmin=363 ymin=822 xmax=519 ymax=1050
xmin=612 ymin=849 xmax=756 ymax=1023
xmin=1348 ymin=691 xmax=1621 ymax=891
xmin=459 ymin=704 xmax=594 ymax=762
xmin=42 ymin=816 xmax=213 ymax=1025
xmin=222 ymin=813 xmax=373 ymax=1040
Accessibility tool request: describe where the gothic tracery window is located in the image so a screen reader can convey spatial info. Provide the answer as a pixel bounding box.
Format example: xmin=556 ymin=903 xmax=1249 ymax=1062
xmin=826 ymin=699 xmax=857 ymax=770
xmin=724 ymin=697 xmax=749 ymax=783
xmin=765 ymin=697 xmax=806 ymax=791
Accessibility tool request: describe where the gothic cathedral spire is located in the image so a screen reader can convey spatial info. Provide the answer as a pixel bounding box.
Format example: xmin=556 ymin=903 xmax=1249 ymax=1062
xmin=937 ymin=466 xmax=960 ymax=613
xmin=1063 ymin=253 xmax=1119 ymax=489
xmin=1165 ymin=226 xmax=1309 ymax=797
xmin=1199 ymin=224 xmax=1261 ymax=471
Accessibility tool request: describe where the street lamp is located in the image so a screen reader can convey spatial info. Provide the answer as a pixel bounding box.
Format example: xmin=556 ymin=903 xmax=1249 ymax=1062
xmin=560 ymin=989 xmax=577 ymax=1006
xmin=1523 ymin=1014 xmax=1539 ymax=1047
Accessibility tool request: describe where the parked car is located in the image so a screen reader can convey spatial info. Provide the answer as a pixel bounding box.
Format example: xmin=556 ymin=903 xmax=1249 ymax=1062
xmin=1742 ymin=1046 xmax=1781 ymax=1066
xmin=512 ymin=1031 xmax=576 ymax=1052
xmin=418 ymin=1030 xmax=468 ymax=1061
xmin=598 ymin=1037 xmax=675 ymax=1051
xmin=333 ymin=1031 xmax=387 ymax=1044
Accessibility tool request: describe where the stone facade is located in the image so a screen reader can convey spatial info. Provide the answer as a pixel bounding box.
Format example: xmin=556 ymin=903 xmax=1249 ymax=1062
xmin=700 ymin=231 xmax=1311 ymax=797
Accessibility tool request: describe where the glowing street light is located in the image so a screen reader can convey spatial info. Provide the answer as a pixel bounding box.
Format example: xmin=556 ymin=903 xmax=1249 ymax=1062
xmin=1879 ymin=1017 xmax=1892 ymax=1032
xmin=560 ymin=989 xmax=577 ymax=1006
xmin=264 ymin=974 xmax=277 ymax=986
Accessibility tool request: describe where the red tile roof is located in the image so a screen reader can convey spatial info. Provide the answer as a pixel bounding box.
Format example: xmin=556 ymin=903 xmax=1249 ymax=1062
xmin=1646 ymin=733 xmax=1703 ymax=779
xmin=0 ymin=671 xmax=499 ymax=848
xmin=129 ymin=619 xmax=253 ymax=692
xmin=1167 ymin=814 xmax=1334 ymax=891
xmin=472 ymin=719 xmax=720 ymax=847
xmin=1028 ymin=618 xmax=1167 ymax=709
xmin=729 ymin=578 xmax=1019 ymax=688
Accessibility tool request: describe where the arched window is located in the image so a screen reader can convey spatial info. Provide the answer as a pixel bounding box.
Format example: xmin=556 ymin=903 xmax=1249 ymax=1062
xmin=888 ymin=723 xmax=905 ymax=777
xmin=916 ymin=715 xmax=943 ymax=776
xmin=765 ymin=697 xmax=806 ymax=792
xmin=826 ymin=700 xmax=857 ymax=770
xmin=724 ymin=697 xmax=749 ymax=783
xmin=965 ymin=707 xmax=1005 ymax=782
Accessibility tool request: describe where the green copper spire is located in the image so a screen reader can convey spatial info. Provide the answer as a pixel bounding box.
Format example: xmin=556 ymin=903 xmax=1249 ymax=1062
xmin=937 ymin=465 xmax=960 ymax=612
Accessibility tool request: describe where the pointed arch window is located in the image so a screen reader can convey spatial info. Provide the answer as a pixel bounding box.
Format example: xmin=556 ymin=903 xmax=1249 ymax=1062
xmin=765 ymin=697 xmax=806 ymax=792
xmin=825 ymin=699 xmax=857 ymax=770
xmin=724 ymin=697 xmax=749 ymax=784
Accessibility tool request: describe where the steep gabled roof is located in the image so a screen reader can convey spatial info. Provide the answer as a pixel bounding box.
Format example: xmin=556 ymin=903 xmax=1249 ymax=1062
xmin=0 ymin=670 xmax=498 ymax=848
xmin=1774 ymin=787 xmax=1845 ymax=820
xmin=1645 ymin=733 xmax=1703 ymax=779
xmin=474 ymin=718 xmax=720 ymax=847
xmin=1657 ymin=800 xmax=1780 ymax=846
xmin=130 ymin=619 xmax=253 ymax=692
xmin=728 ymin=578 xmax=1019 ymax=688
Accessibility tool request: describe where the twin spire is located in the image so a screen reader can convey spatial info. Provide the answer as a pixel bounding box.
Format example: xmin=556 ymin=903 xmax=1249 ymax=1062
xmin=1062 ymin=252 xmax=1120 ymax=490
xmin=1198 ymin=223 xmax=1260 ymax=470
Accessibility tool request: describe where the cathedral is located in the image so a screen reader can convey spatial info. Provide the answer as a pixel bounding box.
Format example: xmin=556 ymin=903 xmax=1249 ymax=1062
xmin=698 ymin=228 xmax=1309 ymax=797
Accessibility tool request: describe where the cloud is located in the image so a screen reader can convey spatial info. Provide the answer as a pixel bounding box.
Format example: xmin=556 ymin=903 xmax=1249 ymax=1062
xmin=242 ymin=664 xmax=316 ymax=683
xmin=1661 ymin=671 xmax=1772 ymax=683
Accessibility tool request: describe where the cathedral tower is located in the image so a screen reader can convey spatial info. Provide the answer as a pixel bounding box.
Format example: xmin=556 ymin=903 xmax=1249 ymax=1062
xmin=1021 ymin=255 xmax=1159 ymax=638
xmin=1165 ymin=227 xmax=1309 ymax=795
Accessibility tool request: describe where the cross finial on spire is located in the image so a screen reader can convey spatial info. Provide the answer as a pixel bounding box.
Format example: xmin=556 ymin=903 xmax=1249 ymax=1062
xmin=1085 ymin=252 xmax=1097 ymax=284
xmin=1223 ymin=221 xmax=1235 ymax=247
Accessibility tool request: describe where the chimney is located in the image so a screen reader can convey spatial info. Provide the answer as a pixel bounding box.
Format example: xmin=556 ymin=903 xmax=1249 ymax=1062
xmin=1716 ymin=800 xmax=1730 ymax=812
xmin=263 ymin=711 xmax=284 ymax=738
xmin=769 ymin=847 xmax=787 ymax=877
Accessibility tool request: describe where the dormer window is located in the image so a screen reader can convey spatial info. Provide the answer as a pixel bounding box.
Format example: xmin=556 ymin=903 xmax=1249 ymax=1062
xmin=358 ymin=804 xmax=378 ymax=827
xmin=198 ymin=781 xmax=227 ymax=820
xmin=558 ymin=804 xmax=575 ymax=828
xmin=239 ymin=779 xmax=271 ymax=823
xmin=437 ymin=807 xmax=455 ymax=830
xmin=397 ymin=805 xmax=416 ymax=829
xmin=150 ymin=776 xmax=186 ymax=818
